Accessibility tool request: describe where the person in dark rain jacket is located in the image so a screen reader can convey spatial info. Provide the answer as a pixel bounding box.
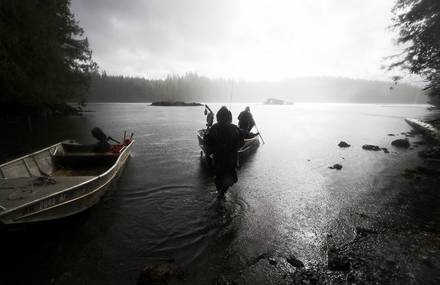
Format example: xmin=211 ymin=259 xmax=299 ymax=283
xmin=238 ymin=106 xmax=255 ymax=132
xmin=206 ymin=106 xmax=244 ymax=198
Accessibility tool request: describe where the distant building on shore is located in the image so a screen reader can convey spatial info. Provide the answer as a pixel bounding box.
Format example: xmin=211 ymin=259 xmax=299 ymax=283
xmin=264 ymin=98 xmax=293 ymax=105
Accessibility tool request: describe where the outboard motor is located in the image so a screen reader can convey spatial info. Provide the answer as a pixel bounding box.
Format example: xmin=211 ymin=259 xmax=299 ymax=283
xmin=91 ymin=127 xmax=108 ymax=142
xmin=91 ymin=127 xmax=111 ymax=152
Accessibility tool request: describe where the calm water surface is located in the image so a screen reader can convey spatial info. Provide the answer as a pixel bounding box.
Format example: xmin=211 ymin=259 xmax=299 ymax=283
xmin=0 ymin=103 xmax=434 ymax=284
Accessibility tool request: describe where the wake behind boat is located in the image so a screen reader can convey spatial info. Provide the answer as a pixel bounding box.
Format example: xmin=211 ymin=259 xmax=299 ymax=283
xmin=0 ymin=132 xmax=134 ymax=224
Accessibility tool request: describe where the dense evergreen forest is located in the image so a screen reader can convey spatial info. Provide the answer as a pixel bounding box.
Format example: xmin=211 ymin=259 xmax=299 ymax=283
xmin=87 ymin=73 xmax=426 ymax=104
xmin=0 ymin=0 xmax=96 ymax=115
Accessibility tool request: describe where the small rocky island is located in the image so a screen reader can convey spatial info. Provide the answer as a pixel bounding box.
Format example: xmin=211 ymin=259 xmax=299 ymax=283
xmin=150 ymin=101 xmax=203 ymax=106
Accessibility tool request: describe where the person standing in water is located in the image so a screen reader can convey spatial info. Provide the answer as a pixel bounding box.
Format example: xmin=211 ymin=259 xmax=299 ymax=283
xmin=206 ymin=106 xmax=244 ymax=198
xmin=238 ymin=106 xmax=255 ymax=137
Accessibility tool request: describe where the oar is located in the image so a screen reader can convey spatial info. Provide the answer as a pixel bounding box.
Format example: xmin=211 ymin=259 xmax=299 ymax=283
xmin=205 ymin=104 xmax=213 ymax=114
xmin=254 ymin=122 xmax=265 ymax=144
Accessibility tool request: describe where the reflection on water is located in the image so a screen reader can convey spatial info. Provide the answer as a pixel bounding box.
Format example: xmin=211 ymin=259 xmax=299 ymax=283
xmin=0 ymin=103 xmax=433 ymax=284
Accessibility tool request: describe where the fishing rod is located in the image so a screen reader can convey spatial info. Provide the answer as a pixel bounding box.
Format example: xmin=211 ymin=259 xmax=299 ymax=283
xmin=229 ymin=81 xmax=233 ymax=110
xmin=253 ymin=122 xmax=265 ymax=144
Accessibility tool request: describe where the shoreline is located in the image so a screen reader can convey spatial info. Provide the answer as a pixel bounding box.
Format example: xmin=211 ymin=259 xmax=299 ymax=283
xmin=239 ymin=121 xmax=440 ymax=284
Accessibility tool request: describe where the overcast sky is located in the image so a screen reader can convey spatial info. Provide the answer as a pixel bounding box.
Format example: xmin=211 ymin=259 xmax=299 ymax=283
xmin=71 ymin=0 xmax=402 ymax=81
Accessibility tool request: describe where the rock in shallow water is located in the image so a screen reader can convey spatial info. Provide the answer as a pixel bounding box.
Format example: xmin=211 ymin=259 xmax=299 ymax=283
xmin=362 ymin=145 xmax=381 ymax=151
xmin=286 ymin=254 xmax=305 ymax=268
xmin=268 ymin=257 xmax=277 ymax=265
xmin=338 ymin=141 xmax=351 ymax=148
xmin=391 ymin=138 xmax=410 ymax=148
xmin=419 ymin=146 xmax=440 ymax=159
xmin=328 ymin=248 xmax=351 ymax=271
xmin=329 ymin=163 xmax=343 ymax=170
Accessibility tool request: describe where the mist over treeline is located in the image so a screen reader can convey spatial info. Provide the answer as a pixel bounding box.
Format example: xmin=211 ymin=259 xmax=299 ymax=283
xmin=87 ymin=73 xmax=426 ymax=104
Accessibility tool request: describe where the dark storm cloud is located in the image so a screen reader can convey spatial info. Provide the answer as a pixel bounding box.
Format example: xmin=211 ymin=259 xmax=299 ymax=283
xmin=71 ymin=0 xmax=237 ymax=77
xmin=71 ymin=0 xmax=401 ymax=80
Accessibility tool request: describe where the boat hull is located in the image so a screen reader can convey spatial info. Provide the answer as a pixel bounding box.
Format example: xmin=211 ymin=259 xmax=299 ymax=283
xmin=197 ymin=129 xmax=260 ymax=166
xmin=0 ymin=140 xmax=133 ymax=224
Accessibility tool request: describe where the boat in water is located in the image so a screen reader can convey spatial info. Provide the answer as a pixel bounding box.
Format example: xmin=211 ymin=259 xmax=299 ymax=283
xmin=0 ymin=134 xmax=134 ymax=224
xmin=197 ymin=129 xmax=260 ymax=166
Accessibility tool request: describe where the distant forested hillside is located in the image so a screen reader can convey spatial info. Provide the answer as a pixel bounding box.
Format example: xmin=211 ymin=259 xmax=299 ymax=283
xmin=86 ymin=73 xmax=427 ymax=104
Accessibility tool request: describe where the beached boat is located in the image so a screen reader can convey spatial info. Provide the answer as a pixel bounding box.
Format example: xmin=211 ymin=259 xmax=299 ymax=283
xmin=197 ymin=129 xmax=260 ymax=165
xmin=405 ymin=118 xmax=440 ymax=141
xmin=0 ymin=138 xmax=134 ymax=224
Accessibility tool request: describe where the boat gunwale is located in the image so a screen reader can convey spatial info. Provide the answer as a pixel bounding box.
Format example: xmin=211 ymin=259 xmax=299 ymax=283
xmin=196 ymin=129 xmax=260 ymax=156
xmin=0 ymin=139 xmax=134 ymax=216
xmin=197 ymin=129 xmax=260 ymax=143
xmin=0 ymin=142 xmax=63 ymax=169
xmin=12 ymin=151 xmax=131 ymax=222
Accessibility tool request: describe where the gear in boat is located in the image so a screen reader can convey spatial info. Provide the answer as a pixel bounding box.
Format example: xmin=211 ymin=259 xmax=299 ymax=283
xmin=0 ymin=128 xmax=134 ymax=224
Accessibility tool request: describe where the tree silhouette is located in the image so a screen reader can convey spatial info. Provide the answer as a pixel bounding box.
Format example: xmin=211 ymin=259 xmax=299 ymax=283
xmin=389 ymin=0 xmax=440 ymax=102
xmin=0 ymin=0 xmax=97 ymax=113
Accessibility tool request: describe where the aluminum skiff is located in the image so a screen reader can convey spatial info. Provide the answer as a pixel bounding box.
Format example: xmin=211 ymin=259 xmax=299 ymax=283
xmin=197 ymin=129 xmax=260 ymax=163
xmin=0 ymin=139 xmax=134 ymax=224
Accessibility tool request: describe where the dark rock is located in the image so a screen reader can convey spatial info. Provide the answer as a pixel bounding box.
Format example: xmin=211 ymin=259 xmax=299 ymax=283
xmin=291 ymin=268 xmax=323 ymax=285
xmin=150 ymin=101 xmax=203 ymax=106
xmin=419 ymin=146 xmax=440 ymax=159
xmin=138 ymin=262 xmax=183 ymax=285
xmin=338 ymin=141 xmax=351 ymax=148
xmin=329 ymin=163 xmax=342 ymax=170
xmin=327 ymin=248 xmax=350 ymax=271
xmin=403 ymin=166 xmax=439 ymax=178
xmin=286 ymin=254 xmax=305 ymax=268
xmin=415 ymin=166 xmax=440 ymax=176
xmin=391 ymin=138 xmax=410 ymax=148
xmin=414 ymin=140 xmax=426 ymax=145
xmin=268 ymin=257 xmax=277 ymax=265
xmin=387 ymin=134 xmax=395 ymax=136
xmin=381 ymin=147 xmax=389 ymax=153
xmin=362 ymin=144 xmax=381 ymax=151
xmin=355 ymin=227 xmax=378 ymax=237
xmin=355 ymin=212 xmax=369 ymax=218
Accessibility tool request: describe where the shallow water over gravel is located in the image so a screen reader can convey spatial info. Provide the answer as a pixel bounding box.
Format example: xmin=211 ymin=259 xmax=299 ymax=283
xmin=0 ymin=103 xmax=434 ymax=284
